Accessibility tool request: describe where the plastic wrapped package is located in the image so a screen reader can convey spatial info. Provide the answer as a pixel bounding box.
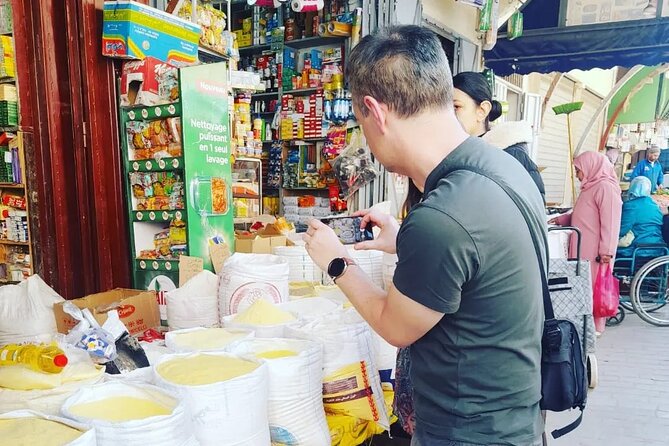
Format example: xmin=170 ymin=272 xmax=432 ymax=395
xmin=166 ymin=270 xmax=220 ymax=330
xmin=330 ymin=131 xmax=378 ymax=199
xmin=0 ymin=275 xmax=64 ymax=345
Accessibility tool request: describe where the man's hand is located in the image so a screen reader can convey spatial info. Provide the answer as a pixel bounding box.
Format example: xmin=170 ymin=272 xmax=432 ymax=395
xmin=353 ymin=209 xmax=400 ymax=254
xmin=303 ymin=219 xmax=348 ymax=271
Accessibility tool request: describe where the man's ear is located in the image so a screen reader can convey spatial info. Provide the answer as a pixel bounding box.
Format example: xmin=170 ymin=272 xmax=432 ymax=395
xmin=363 ymin=96 xmax=388 ymax=134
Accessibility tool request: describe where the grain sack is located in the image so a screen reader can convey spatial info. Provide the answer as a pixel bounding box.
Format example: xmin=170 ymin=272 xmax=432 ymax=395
xmin=166 ymin=270 xmax=219 ymax=330
xmin=223 ymin=299 xmax=297 ymax=338
xmin=287 ymin=309 xmax=390 ymax=429
xmin=154 ymin=352 xmax=270 ymax=446
xmin=61 ymin=381 xmax=196 ymax=446
xmin=218 ymin=253 xmax=289 ymax=316
xmin=0 ymin=410 xmax=96 ymax=446
xmin=0 ymin=378 xmax=104 ymax=417
xmin=165 ymin=327 xmax=253 ymax=353
xmin=0 ymin=275 xmax=64 ymax=345
xmin=278 ymin=297 xmax=340 ymax=321
xmin=231 ymin=338 xmax=329 ymax=445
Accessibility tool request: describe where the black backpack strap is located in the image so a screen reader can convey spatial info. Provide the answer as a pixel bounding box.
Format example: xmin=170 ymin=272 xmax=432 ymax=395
xmin=551 ymin=409 xmax=583 ymax=439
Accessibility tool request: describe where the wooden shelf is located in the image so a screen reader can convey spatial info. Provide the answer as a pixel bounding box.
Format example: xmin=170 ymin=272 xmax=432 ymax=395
xmin=0 ymin=240 xmax=29 ymax=246
xmin=234 ymin=193 xmax=260 ymax=199
xmin=283 ymin=187 xmax=328 ymax=191
xmin=252 ymin=91 xmax=279 ymax=98
xmin=238 ymin=43 xmax=273 ymax=54
xmin=284 ymin=36 xmax=347 ymax=50
xmin=0 ymin=183 xmax=24 ymax=189
xmin=283 ymin=87 xmax=321 ymax=96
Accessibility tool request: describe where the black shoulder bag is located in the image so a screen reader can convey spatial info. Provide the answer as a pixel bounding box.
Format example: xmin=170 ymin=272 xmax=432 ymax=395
xmin=459 ymin=166 xmax=587 ymax=440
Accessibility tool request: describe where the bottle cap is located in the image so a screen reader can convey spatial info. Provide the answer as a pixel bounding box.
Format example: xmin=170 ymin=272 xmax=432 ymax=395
xmin=53 ymin=354 xmax=68 ymax=368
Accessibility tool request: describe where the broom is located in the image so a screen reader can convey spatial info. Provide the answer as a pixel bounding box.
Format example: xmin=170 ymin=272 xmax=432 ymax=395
xmin=553 ymin=102 xmax=584 ymax=205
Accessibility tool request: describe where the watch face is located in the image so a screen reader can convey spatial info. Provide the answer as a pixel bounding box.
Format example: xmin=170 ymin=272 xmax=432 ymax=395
xmin=328 ymin=258 xmax=346 ymax=278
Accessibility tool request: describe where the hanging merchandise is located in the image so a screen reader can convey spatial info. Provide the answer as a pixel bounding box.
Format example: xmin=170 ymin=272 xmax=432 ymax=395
xmin=291 ymin=0 xmax=325 ymax=13
xmin=507 ymin=11 xmax=523 ymax=40
xmin=331 ymin=130 xmax=379 ymax=199
xmin=0 ymin=410 xmax=96 ymax=446
xmin=62 ymin=381 xmax=197 ymax=446
xmin=482 ymin=0 xmax=500 ymax=50
xmin=478 ymin=0 xmax=494 ymax=31
xmin=231 ymin=338 xmax=330 ymax=446
xmin=456 ymin=0 xmax=486 ymax=7
xmin=154 ymin=352 xmax=270 ymax=446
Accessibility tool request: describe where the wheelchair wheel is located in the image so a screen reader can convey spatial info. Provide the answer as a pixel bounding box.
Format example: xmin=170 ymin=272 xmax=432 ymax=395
xmin=606 ymin=305 xmax=625 ymax=327
xmin=587 ymin=354 xmax=598 ymax=389
xmin=619 ymin=301 xmax=635 ymax=312
xmin=630 ymin=256 xmax=669 ymax=327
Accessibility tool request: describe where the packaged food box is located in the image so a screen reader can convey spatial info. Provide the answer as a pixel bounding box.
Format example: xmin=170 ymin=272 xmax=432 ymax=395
xmin=102 ymin=1 xmax=200 ymax=66
xmin=235 ymin=224 xmax=290 ymax=254
xmin=120 ymin=57 xmax=179 ymax=107
xmin=53 ymin=288 xmax=160 ymax=336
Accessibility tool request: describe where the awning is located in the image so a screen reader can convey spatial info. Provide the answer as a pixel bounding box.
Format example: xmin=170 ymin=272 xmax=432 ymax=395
xmin=608 ymin=66 xmax=669 ymax=124
xmin=485 ymin=18 xmax=669 ymax=76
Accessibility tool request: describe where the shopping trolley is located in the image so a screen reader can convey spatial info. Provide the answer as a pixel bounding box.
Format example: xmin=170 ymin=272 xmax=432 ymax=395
xmin=547 ymin=227 xmax=598 ymax=388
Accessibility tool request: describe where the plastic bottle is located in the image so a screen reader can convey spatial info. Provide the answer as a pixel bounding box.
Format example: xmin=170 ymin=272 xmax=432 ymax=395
xmin=0 ymin=343 xmax=68 ymax=374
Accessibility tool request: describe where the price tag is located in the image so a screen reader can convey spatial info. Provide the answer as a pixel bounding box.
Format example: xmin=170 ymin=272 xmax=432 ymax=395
xmin=179 ymin=255 xmax=204 ymax=286
xmin=4 ymin=151 xmax=11 ymax=163
xmin=210 ymin=243 xmax=231 ymax=274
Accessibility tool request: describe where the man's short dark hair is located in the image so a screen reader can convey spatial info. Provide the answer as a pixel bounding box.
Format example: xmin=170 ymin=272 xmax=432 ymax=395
xmin=346 ymin=25 xmax=453 ymax=118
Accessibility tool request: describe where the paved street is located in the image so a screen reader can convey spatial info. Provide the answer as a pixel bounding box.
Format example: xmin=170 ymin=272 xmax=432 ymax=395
xmin=546 ymin=313 xmax=669 ymax=445
xmin=374 ymin=312 xmax=669 ymax=446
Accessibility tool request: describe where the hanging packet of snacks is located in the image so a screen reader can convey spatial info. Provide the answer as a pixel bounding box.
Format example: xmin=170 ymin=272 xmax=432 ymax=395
xmin=330 ymin=130 xmax=378 ymax=199
xmin=508 ymin=11 xmax=523 ymax=40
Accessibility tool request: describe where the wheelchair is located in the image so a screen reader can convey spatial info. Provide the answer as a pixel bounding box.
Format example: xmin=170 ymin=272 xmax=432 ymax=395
xmin=609 ymin=244 xmax=669 ymax=327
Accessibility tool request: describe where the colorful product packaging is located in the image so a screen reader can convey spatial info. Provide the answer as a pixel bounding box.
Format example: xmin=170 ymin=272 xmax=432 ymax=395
xmin=102 ymin=1 xmax=200 ymax=66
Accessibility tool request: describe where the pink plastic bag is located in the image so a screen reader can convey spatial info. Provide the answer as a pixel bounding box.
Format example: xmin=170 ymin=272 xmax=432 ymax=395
xmin=593 ymin=264 xmax=619 ymax=317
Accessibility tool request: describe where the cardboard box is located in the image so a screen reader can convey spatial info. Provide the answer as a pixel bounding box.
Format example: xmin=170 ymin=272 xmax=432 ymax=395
xmin=102 ymin=1 xmax=200 ymax=66
xmin=235 ymin=224 xmax=289 ymax=254
xmin=54 ymin=288 xmax=160 ymax=336
xmin=120 ymin=57 xmax=179 ymax=107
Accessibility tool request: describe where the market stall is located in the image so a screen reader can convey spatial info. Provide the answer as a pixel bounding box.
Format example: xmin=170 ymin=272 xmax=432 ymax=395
xmin=0 ymin=1 xmax=401 ymax=445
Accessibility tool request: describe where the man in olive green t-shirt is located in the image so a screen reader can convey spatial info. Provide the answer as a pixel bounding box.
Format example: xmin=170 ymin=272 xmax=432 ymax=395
xmin=303 ymin=25 xmax=545 ymax=445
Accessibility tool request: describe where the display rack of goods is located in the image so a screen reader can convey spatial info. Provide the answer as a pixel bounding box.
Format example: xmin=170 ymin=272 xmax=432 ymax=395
xmin=0 ymin=133 xmax=32 ymax=283
xmin=120 ymin=62 xmax=234 ymax=290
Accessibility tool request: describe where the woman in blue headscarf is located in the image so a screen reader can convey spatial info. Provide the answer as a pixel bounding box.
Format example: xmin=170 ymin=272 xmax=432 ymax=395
xmin=617 ymin=177 xmax=665 ymax=258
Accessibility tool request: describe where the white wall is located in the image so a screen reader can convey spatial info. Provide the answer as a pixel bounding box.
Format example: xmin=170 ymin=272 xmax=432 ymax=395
xmin=422 ymin=0 xmax=481 ymax=43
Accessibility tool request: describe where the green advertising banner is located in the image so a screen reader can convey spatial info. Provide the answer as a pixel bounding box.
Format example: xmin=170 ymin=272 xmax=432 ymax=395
xmin=180 ymin=62 xmax=234 ymax=271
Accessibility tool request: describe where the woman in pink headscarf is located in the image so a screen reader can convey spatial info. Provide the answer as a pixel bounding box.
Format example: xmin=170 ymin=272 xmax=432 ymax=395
xmin=551 ymin=151 xmax=622 ymax=333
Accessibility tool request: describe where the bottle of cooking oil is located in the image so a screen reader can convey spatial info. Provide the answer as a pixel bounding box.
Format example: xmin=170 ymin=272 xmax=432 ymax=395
xmin=0 ymin=343 xmax=68 ymax=374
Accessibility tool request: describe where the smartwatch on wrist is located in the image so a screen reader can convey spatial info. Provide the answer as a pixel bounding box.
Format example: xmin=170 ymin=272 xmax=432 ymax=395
xmin=328 ymin=257 xmax=356 ymax=283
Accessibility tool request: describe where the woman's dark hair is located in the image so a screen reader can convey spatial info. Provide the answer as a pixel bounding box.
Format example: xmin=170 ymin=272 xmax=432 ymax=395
xmin=402 ymin=180 xmax=422 ymax=217
xmin=453 ymin=72 xmax=503 ymax=129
